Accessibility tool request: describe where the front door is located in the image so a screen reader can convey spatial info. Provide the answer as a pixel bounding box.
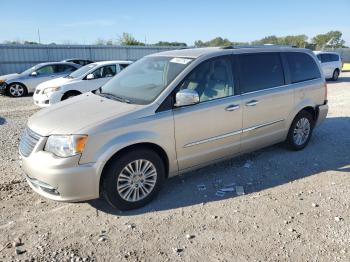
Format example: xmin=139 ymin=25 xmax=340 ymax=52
xmin=173 ymin=56 xmax=242 ymax=171
xmin=26 ymin=65 xmax=57 ymax=92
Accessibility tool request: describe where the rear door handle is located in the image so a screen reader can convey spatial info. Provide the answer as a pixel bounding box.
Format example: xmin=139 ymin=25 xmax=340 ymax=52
xmin=225 ymin=104 xmax=240 ymax=111
xmin=246 ymin=100 xmax=259 ymax=106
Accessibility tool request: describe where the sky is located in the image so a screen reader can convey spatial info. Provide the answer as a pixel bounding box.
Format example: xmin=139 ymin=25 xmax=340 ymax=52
xmin=0 ymin=0 xmax=349 ymax=45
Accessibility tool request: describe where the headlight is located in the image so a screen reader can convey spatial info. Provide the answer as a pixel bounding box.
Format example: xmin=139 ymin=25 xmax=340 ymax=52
xmin=43 ymin=86 xmax=60 ymax=94
xmin=44 ymin=135 xmax=88 ymax=157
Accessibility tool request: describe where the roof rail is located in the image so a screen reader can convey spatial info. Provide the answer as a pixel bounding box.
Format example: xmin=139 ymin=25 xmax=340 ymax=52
xmin=221 ymin=44 xmax=296 ymax=49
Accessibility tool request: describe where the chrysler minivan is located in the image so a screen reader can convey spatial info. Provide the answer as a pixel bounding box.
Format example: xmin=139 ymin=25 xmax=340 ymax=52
xmin=19 ymin=46 xmax=328 ymax=210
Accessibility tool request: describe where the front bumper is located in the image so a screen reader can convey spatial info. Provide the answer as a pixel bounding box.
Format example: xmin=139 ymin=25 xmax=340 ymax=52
xmin=33 ymin=91 xmax=63 ymax=107
xmin=20 ymin=148 xmax=101 ymax=202
xmin=316 ymin=101 xmax=328 ymax=127
xmin=0 ymin=83 xmax=7 ymax=94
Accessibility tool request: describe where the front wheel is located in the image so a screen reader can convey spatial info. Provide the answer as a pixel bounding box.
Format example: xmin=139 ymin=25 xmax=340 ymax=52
xmin=7 ymin=83 xmax=27 ymax=97
xmin=102 ymin=149 xmax=165 ymax=210
xmin=286 ymin=111 xmax=314 ymax=151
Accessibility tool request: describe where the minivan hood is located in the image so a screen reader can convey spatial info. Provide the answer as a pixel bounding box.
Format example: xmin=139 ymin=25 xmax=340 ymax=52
xmin=28 ymin=93 xmax=140 ymax=136
xmin=0 ymin=73 xmax=20 ymax=81
xmin=36 ymin=77 xmax=74 ymax=90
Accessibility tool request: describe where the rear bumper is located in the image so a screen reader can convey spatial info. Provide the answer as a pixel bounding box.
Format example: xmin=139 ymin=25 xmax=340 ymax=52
xmin=316 ymin=101 xmax=328 ymax=127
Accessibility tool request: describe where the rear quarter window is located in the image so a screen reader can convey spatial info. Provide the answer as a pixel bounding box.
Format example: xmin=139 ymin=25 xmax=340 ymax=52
xmin=285 ymin=52 xmax=321 ymax=83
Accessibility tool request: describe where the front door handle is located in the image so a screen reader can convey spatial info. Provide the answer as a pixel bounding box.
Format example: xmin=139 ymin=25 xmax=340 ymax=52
xmin=246 ymin=100 xmax=259 ymax=106
xmin=225 ymin=104 xmax=240 ymax=111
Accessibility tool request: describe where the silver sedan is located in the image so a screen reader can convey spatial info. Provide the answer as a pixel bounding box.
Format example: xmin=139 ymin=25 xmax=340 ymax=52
xmin=0 ymin=62 xmax=81 ymax=97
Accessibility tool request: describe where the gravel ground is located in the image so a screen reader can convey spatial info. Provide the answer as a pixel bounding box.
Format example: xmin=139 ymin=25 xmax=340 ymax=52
xmin=0 ymin=73 xmax=350 ymax=262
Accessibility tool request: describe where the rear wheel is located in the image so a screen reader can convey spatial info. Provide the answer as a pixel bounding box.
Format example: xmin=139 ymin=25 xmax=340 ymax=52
xmin=7 ymin=83 xmax=27 ymax=97
xmin=102 ymin=149 xmax=165 ymax=210
xmin=332 ymin=69 xmax=339 ymax=81
xmin=286 ymin=111 xmax=314 ymax=151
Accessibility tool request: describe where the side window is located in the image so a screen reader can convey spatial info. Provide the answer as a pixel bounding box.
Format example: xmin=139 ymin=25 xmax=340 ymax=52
xmin=316 ymin=54 xmax=323 ymax=62
xmin=320 ymin=54 xmax=328 ymax=63
xmin=329 ymin=54 xmax=339 ymax=62
xmin=102 ymin=65 xmax=116 ymax=77
xmin=179 ymin=57 xmax=234 ymax=102
xmin=92 ymin=65 xmax=116 ymax=79
xmin=286 ymin=52 xmax=321 ymax=83
xmin=36 ymin=65 xmax=55 ymax=75
xmin=56 ymin=64 xmax=76 ymax=73
xmin=238 ymin=53 xmax=284 ymax=93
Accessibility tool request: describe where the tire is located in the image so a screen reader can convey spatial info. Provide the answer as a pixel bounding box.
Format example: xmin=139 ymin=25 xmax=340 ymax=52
xmin=7 ymin=83 xmax=27 ymax=97
xmin=286 ymin=111 xmax=314 ymax=151
xmin=102 ymin=149 xmax=165 ymax=210
xmin=332 ymin=69 xmax=340 ymax=81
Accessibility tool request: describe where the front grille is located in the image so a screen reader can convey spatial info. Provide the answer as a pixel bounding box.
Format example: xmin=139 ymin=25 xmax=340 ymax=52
xmin=19 ymin=127 xmax=42 ymax=157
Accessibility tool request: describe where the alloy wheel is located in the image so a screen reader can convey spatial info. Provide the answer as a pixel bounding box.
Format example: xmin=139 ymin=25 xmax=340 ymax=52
xmin=116 ymin=159 xmax=157 ymax=202
xmin=293 ymin=117 xmax=311 ymax=146
xmin=9 ymin=84 xmax=24 ymax=97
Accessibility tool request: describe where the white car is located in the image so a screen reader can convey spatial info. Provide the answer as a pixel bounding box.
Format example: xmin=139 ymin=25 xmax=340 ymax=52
xmin=33 ymin=60 xmax=132 ymax=107
xmin=313 ymin=51 xmax=342 ymax=81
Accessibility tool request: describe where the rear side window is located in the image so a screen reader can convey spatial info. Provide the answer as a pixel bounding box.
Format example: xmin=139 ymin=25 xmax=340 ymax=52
xmin=285 ymin=52 xmax=321 ymax=83
xmin=238 ymin=53 xmax=285 ymax=93
xmin=328 ymin=54 xmax=339 ymax=62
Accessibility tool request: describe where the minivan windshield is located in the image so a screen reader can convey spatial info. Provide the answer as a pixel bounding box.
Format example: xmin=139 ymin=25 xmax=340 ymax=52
xmin=66 ymin=64 xmax=97 ymax=79
xmin=100 ymin=56 xmax=193 ymax=104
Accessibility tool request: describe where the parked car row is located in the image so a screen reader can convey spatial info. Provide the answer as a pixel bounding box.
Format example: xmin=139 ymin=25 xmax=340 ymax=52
xmin=18 ymin=46 xmax=328 ymax=210
xmin=0 ymin=59 xmax=133 ymax=106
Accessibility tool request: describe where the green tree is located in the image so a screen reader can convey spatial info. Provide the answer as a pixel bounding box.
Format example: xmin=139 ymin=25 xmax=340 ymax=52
xmin=155 ymin=41 xmax=187 ymax=47
xmin=118 ymin=32 xmax=144 ymax=46
xmin=194 ymin=37 xmax=248 ymax=47
xmin=312 ymin=31 xmax=346 ymax=50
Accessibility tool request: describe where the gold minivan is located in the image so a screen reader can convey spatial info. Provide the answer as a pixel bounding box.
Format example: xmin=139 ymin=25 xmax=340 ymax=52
xmin=19 ymin=46 xmax=328 ymax=210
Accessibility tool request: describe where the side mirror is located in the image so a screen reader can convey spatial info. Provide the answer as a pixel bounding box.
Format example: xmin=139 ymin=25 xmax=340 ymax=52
xmin=174 ymin=89 xmax=199 ymax=107
xmin=86 ymin=73 xmax=95 ymax=80
xmin=31 ymin=71 xmax=38 ymax=77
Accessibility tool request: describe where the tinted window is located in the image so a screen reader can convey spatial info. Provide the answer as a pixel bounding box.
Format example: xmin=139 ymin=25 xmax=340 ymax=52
xmin=328 ymin=54 xmax=339 ymax=62
xmin=179 ymin=56 xmax=234 ymax=102
xmin=286 ymin=52 xmax=321 ymax=83
xmin=239 ymin=53 xmax=284 ymax=93
xmin=56 ymin=64 xmax=76 ymax=73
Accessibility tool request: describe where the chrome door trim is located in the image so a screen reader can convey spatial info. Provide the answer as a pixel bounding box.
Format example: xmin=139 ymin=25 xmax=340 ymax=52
xmin=242 ymin=119 xmax=284 ymax=133
xmin=184 ymin=130 xmax=242 ymax=148
xmin=183 ymin=119 xmax=285 ymax=148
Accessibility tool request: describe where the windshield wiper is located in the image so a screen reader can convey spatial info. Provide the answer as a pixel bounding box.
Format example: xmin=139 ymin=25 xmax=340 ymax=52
xmin=99 ymin=92 xmax=131 ymax=104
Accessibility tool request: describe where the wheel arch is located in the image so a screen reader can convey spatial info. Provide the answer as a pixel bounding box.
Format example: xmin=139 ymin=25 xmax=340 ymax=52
xmin=98 ymin=142 xmax=170 ymax=196
xmin=6 ymin=82 xmax=28 ymax=96
xmin=61 ymin=90 xmax=82 ymax=100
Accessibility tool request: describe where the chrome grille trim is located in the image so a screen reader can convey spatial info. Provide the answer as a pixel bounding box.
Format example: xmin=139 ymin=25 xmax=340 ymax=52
xmin=19 ymin=127 xmax=42 ymax=157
